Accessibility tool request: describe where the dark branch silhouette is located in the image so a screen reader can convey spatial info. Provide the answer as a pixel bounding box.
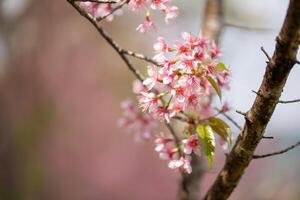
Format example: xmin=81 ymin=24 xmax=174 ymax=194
xmin=204 ymin=0 xmax=300 ymax=199
xmin=253 ymin=140 xmax=300 ymax=159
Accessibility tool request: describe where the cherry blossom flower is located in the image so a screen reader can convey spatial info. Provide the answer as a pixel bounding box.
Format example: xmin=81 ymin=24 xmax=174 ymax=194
xmin=168 ymin=157 xmax=192 ymax=174
xmin=79 ymin=2 xmax=122 ymax=22
xmin=143 ymin=66 xmax=160 ymax=90
xmin=159 ymin=146 xmax=177 ymax=160
xmin=128 ymin=0 xmax=147 ymax=11
xmin=150 ymin=0 xmax=169 ymax=10
xmin=138 ymin=92 xmax=159 ymax=112
xmin=133 ymin=80 xmax=147 ymax=94
xmin=153 ymin=37 xmax=172 ymax=53
xmin=182 ymin=134 xmax=201 ymax=155
xmin=164 ymin=6 xmax=178 ymax=24
xmin=136 ymin=14 xmax=156 ymax=33
xmin=96 ymin=4 xmax=123 ymax=21
xmin=154 ymin=135 xmax=173 ymax=152
xmin=154 ymin=106 xmax=171 ymax=123
xmin=154 ymin=134 xmax=178 ymax=160
xmin=119 ymin=99 xmax=157 ymax=141
xmin=210 ymin=41 xmax=221 ymax=58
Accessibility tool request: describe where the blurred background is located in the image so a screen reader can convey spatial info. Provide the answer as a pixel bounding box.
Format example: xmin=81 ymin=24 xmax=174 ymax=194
xmin=0 ymin=0 xmax=300 ymax=199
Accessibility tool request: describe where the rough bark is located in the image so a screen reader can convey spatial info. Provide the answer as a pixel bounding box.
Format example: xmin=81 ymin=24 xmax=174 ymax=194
xmin=204 ymin=0 xmax=300 ymax=199
xmin=177 ymin=1 xmax=223 ymax=199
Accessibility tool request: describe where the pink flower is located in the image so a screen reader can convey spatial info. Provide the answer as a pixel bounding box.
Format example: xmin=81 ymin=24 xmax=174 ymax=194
xmin=159 ymin=66 xmax=176 ymax=85
xmin=171 ymin=86 xmax=186 ymax=102
xmin=168 ymin=157 xmax=192 ymax=174
xmin=150 ymin=0 xmax=169 ymax=10
xmin=133 ymin=80 xmax=146 ymax=94
xmin=119 ymin=99 xmax=157 ymax=141
xmin=154 ymin=106 xmax=171 ymax=123
xmin=128 ymin=0 xmax=146 ymax=11
xmin=154 ymin=135 xmax=173 ymax=152
xmin=136 ymin=15 xmax=155 ymax=33
xmin=96 ymin=4 xmax=123 ymax=21
xmin=164 ymin=6 xmax=178 ymax=24
xmin=79 ymin=2 xmax=122 ymax=21
xmin=174 ymin=41 xmax=190 ymax=55
xmin=182 ymin=134 xmax=200 ymax=155
xmin=79 ymin=2 xmax=98 ymax=14
xmin=186 ymin=94 xmax=199 ymax=109
xmin=153 ymin=37 xmax=172 ymax=53
xmin=143 ymin=66 xmax=160 ymax=90
xmin=154 ymin=135 xmax=178 ymax=160
xmin=169 ymin=101 xmax=183 ymax=117
xmin=159 ymin=146 xmax=177 ymax=160
xmin=210 ymin=41 xmax=221 ymax=58
xmin=138 ymin=92 xmax=159 ymax=112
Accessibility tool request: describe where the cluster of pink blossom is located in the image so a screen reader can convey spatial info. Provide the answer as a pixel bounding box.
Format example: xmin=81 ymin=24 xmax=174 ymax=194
xmin=118 ymin=99 xmax=157 ymax=141
xmin=154 ymin=133 xmax=201 ymax=174
xmin=79 ymin=0 xmax=178 ymax=32
xmin=131 ymin=0 xmax=178 ymax=33
xmin=119 ymin=33 xmax=231 ymax=173
xmin=139 ymin=32 xmax=229 ymax=123
xmin=79 ymin=1 xmax=123 ymax=22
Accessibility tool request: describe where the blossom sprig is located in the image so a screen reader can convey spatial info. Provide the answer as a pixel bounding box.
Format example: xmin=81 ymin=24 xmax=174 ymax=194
xmin=78 ymin=0 xmax=178 ymax=32
xmin=139 ymin=32 xmax=230 ymax=123
xmin=79 ymin=1 xmax=124 ymax=21
xmin=120 ymin=33 xmax=232 ymax=173
xmin=119 ymin=99 xmax=157 ymax=141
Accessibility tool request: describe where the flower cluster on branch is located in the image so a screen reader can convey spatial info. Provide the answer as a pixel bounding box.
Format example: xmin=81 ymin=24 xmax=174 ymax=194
xmin=120 ymin=32 xmax=232 ymax=173
xmin=79 ymin=0 xmax=178 ymax=32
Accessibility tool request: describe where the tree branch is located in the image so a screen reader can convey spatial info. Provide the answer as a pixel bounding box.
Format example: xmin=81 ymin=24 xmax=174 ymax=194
xmin=261 ymin=46 xmax=271 ymax=63
xmin=121 ymin=50 xmax=159 ymax=66
xmin=278 ymin=98 xmax=300 ymax=104
xmin=252 ymin=90 xmax=300 ymax=104
xmin=253 ymin=140 xmax=300 ymax=159
xmin=67 ymin=0 xmax=146 ymax=82
xmin=204 ymin=0 xmax=300 ymax=199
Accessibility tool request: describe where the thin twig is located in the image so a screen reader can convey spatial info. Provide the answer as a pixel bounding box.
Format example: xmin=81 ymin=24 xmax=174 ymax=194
xmin=296 ymin=60 xmax=300 ymax=64
xmin=278 ymin=99 xmax=300 ymax=104
xmin=122 ymin=50 xmax=159 ymax=66
xmin=261 ymin=46 xmax=271 ymax=62
xmin=262 ymin=136 xmax=274 ymax=139
xmin=74 ymin=0 xmax=118 ymax=3
xmin=67 ymin=0 xmax=144 ymax=82
xmin=96 ymin=0 xmax=129 ymax=21
xmin=221 ymin=112 xmax=242 ymax=131
xmin=214 ymin=108 xmax=242 ymax=130
xmin=252 ymin=90 xmax=263 ymax=97
xmin=236 ymin=110 xmax=247 ymax=116
xmin=252 ymin=90 xmax=300 ymax=104
xmin=253 ymin=140 xmax=300 ymax=159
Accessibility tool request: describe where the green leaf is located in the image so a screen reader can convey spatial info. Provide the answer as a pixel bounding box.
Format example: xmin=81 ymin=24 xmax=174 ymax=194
xmin=208 ymin=117 xmax=232 ymax=145
xmin=206 ymin=76 xmax=222 ymax=101
xmin=216 ymin=63 xmax=228 ymax=71
xmin=196 ymin=124 xmax=215 ymax=169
